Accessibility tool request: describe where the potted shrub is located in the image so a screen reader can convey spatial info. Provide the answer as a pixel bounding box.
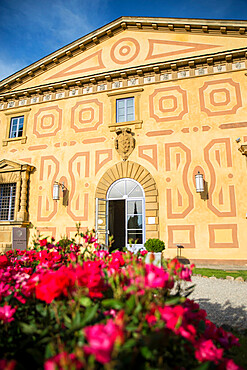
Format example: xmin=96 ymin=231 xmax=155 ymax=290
xmin=144 ymin=238 xmax=165 ymax=267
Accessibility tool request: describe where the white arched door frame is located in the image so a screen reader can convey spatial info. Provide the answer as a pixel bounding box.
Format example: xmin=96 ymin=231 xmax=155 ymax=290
xmin=96 ymin=178 xmax=145 ymax=252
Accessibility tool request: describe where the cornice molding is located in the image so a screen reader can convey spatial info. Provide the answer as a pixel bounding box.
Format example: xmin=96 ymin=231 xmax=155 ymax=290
xmin=0 ymin=16 xmax=247 ymax=93
xmin=0 ymin=46 xmax=246 ymax=103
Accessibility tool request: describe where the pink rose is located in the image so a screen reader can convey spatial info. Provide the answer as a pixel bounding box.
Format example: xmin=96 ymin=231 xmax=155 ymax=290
xmin=0 ymin=255 xmax=12 ymax=268
xmin=195 ymin=339 xmax=223 ymax=364
xmin=39 ymin=239 xmax=48 ymax=247
xmin=140 ymin=250 xmax=148 ymax=256
xmin=35 ymin=267 xmax=75 ymax=304
xmin=223 ymin=359 xmax=243 ymax=370
xmin=83 ymin=319 xmax=124 ymax=364
xmin=0 ymin=304 xmax=16 ymax=323
xmin=145 ymin=264 xmax=173 ymax=289
xmin=159 ymin=305 xmax=184 ymax=331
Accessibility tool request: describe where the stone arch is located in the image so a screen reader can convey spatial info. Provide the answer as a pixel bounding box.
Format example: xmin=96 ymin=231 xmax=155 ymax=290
xmin=95 ymin=161 xmax=159 ymax=239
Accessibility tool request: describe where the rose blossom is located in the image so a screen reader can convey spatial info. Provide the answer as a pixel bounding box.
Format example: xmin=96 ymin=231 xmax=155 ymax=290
xmin=145 ymin=264 xmax=174 ymax=289
xmin=195 ymin=339 xmax=223 ymax=364
xmin=0 ymin=255 xmax=12 ymax=268
xmin=219 ymin=359 xmax=244 ymax=370
xmin=35 ymin=267 xmax=75 ymax=304
xmin=83 ymin=319 xmax=124 ymax=364
xmin=159 ymin=305 xmax=184 ymax=331
xmin=0 ymin=304 xmax=16 ymax=323
xmin=39 ymin=238 xmax=48 ymax=247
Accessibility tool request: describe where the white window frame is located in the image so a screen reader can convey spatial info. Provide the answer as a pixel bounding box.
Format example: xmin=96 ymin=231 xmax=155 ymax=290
xmin=106 ymin=178 xmax=145 ymax=252
xmin=116 ymin=97 xmax=135 ymax=123
xmin=9 ymin=116 xmax=24 ymax=139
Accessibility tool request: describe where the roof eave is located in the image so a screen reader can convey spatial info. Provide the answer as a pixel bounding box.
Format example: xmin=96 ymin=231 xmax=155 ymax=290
xmin=1 ymin=15 xmax=247 ymax=90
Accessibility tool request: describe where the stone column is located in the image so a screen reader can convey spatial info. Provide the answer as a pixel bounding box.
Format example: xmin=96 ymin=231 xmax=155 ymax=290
xmin=14 ymin=173 xmax=21 ymax=219
xmin=17 ymin=170 xmax=29 ymax=221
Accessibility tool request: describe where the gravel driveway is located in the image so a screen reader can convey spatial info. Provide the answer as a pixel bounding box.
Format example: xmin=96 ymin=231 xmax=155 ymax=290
xmin=187 ymin=276 xmax=247 ymax=330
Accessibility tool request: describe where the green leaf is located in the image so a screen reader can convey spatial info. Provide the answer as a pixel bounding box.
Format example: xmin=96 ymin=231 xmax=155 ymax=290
xmin=81 ymin=304 xmax=98 ymax=327
xmin=101 ymin=299 xmax=124 ymax=310
xmin=122 ymin=338 xmax=137 ymax=350
xmin=71 ymin=310 xmax=82 ymax=331
xmin=20 ymin=322 xmax=37 ymax=334
xmin=134 ymin=302 xmax=142 ymax=315
xmin=45 ymin=342 xmax=55 ymax=360
xmin=126 ymin=295 xmax=136 ymax=314
xmin=194 ymin=362 xmax=211 ymax=370
xmin=64 ymin=314 xmax=72 ymax=328
xmin=126 ymin=324 xmax=139 ymax=332
xmin=79 ymin=296 xmax=93 ymax=307
xmin=36 ymin=303 xmax=48 ymax=317
xmin=165 ymin=297 xmax=183 ymax=306
xmin=140 ymin=346 xmax=154 ymax=360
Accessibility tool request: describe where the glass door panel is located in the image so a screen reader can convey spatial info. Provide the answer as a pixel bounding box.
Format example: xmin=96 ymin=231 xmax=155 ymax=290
xmin=105 ymin=178 xmax=145 ymax=252
xmin=127 ymin=215 xmax=142 ymax=229
xmin=126 ymin=199 xmax=144 ymax=251
xmin=127 ymin=231 xmax=143 ymax=244
xmin=95 ymin=198 xmax=108 ymax=246
xmin=127 ymin=199 xmax=142 ymax=214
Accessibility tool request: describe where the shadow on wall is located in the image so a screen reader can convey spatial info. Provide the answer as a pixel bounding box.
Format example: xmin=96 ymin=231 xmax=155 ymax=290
xmin=62 ymin=189 xmax=69 ymax=207
xmin=200 ymin=180 xmax=209 ymax=201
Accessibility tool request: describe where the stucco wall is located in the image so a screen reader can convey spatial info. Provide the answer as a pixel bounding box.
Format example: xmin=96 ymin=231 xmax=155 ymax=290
xmin=1 ymin=23 xmax=247 ymax=264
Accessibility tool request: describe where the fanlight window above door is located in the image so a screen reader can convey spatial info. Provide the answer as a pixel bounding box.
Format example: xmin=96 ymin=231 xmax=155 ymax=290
xmin=107 ymin=179 xmax=144 ymax=199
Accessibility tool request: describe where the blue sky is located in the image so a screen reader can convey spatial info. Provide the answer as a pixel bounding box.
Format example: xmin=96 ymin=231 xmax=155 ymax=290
xmin=0 ymin=0 xmax=247 ymax=81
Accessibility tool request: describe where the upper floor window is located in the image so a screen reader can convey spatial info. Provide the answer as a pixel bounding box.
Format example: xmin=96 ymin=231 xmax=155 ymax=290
xmin=0 ymin=183 xmax=16 ymax=221
xmin=107 ymin=88 xmax=143 ymax=132
xmin=116 ymin=97 xmax=134 ymax=123
xmin=9 ymin=116 xmax=24 ymax=138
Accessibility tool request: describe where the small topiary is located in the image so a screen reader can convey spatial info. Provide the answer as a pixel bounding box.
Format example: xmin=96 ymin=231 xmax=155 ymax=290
xmin=144 ymin=238 xmax=165 ymax=253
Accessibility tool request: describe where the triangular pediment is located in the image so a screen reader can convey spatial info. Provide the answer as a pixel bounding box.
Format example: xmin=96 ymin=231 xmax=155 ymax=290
xmin=0 ymin=159 xmax=22 ymax=172
xmin=1 ymin=16 xmax=247 ymax=94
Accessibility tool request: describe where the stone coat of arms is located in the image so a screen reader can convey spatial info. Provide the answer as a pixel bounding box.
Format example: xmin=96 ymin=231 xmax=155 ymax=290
xmin=114 ymin=128 xmax=135 ymax=161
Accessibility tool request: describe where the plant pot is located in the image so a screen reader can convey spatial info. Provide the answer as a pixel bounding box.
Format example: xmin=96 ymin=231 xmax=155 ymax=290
xmin=145 ymin=252 xmax=162 ymax=267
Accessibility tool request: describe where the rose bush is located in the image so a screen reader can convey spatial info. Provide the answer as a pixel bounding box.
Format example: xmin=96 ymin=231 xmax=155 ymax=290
xmin=0 ymin=231 xmax=243 ymax=369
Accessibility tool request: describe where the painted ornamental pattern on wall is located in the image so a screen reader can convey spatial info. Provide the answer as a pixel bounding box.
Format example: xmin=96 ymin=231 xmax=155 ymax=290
xmin=0 ymin=16 xmax=246 ymax=265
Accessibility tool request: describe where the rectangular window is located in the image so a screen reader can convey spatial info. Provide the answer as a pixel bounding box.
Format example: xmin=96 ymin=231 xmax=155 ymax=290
xmin=0 ymin=183 xmax=16 ymax=221
xmin=116 ymin=97 xmax=134 ymax=123
xmin=9 ymin=116 xmax=24 ymax=138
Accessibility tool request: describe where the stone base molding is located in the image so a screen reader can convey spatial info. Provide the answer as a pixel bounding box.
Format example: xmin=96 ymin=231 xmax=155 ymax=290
xmin=189 ymin=259 xmax=247 ymax=267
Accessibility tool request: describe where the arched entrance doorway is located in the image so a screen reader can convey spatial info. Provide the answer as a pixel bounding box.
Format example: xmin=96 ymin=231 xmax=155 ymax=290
xmin=95 ymin=161 xmax=159 ymax=252
xmin=107 ymin=178 xmax=145 ymax=251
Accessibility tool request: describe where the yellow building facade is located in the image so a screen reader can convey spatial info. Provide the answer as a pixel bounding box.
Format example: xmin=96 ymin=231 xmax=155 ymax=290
xmin=1 ymin=16 xmax=247 ymax=265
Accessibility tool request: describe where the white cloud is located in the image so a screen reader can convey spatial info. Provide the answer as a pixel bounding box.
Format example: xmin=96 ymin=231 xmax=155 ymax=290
xmin=0 ymin=59 xmax=26 ymax=82
xmin=15 ymin=0 xmax=109 ymax=47
xmin=0 ymin=0 xmax=111 ymax=80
